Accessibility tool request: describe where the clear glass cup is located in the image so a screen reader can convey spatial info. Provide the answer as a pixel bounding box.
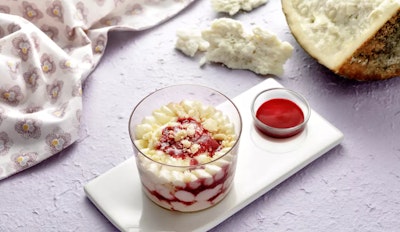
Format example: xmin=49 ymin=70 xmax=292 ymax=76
xmin=128 ymin=85 xmax=242 ymax=212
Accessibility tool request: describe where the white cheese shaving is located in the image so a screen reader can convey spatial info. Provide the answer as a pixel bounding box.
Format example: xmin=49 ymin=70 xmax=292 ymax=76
xmin=211 ymin=0 xmax=269 ymax=16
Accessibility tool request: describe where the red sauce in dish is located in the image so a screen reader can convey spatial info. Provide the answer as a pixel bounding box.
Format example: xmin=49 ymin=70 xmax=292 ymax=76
xmin=256 ymin=98 xmax=304 ymax=128
xmin=155 ymin=117 xmax=221 ymax=159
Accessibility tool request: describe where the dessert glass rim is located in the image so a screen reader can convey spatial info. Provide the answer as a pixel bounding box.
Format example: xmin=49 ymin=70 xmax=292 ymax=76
xmin=128 ymin=84 xmax=243 ymax=168
xmin=251 ymin=87 xmax=311 ymax=132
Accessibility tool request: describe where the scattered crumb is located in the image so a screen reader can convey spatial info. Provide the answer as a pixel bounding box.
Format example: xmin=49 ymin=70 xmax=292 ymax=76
xmin=175 ymin=29 xmax=209 ymax=57
xmin=211 ymin=0 xmax=269 ymax=15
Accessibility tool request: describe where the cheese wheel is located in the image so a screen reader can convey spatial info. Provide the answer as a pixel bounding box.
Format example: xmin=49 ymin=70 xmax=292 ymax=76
xmin=282 ymin=0 xmax=400 ymax=81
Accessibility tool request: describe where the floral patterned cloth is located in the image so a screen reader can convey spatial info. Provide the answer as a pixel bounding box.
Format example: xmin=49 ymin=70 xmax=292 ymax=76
xmin=0 ymin=0 xmax=193 ymax=180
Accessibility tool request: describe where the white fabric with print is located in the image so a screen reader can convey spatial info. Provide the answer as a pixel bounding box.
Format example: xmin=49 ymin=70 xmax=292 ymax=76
xmin=0 ymin=0 xmax=193 ymax=180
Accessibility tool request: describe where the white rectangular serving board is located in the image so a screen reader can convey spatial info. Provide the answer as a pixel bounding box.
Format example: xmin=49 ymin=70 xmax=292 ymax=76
xmin=84 ymin=78 xmax=344 ymax=232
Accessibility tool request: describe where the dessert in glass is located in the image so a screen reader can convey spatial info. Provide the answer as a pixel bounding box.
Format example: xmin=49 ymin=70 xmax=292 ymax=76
xmin=128 ymin=85 xmax=242 ymax=212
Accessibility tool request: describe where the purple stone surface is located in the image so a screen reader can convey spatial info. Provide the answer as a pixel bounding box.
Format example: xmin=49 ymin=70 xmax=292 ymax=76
xmin=1 ymin=1 xmax=399 ymax=231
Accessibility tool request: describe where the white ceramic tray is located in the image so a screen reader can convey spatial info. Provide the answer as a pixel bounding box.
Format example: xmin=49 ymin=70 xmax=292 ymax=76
xmin=84 ymin=79 xmax=344 ymax=232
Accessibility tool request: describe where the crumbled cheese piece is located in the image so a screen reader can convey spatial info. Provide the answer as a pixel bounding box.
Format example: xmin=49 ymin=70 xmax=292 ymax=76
xmin=175 ymin=29 xmax=209 ymax=57
xmin=190 ymin=144 xmax=200 ymax=154
xmin=202 ymin=18 xmax=294 ymax=76
xmin=186 ymin=124 xmax=196 ymax=136
xmin=211 ymin=0 xmax=269 ymax=15
xmin=174 ymin=129 xmax=187 ymax=141
xmin=174 ymin=18 xmax=293 ymax=76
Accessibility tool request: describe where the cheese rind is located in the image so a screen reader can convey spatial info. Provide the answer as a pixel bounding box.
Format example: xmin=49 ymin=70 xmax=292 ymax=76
xmin=282 ymin=0 xmax=400 ymax=80
xmin=339 ymin=10 xmax=400 ymax=80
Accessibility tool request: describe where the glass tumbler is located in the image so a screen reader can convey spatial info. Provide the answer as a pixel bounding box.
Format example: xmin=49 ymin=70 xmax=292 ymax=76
xmin=128 ymin=85 xmax=242 ymax=212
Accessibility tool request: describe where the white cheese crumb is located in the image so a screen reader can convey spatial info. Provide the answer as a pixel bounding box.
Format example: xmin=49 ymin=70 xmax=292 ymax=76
xmin=175 ymin=29 xmax=209 ymax=57
xmin=175 ymin=18 xmax=293 ymax=76
xmin=203 ymin=118 xmax=218 ymax=132
xmin=186 ymin=123 xmax=196 ymax=136
xmin=211 ymin=0 xmax=269 ymax=16
xmin=202 ymin=18 xmax=294 ymax=76
xmin=174 ymin=129 xmax=187 ymax=141
xmin=181 ymin=139 xmax=192 ymax=148
xmin=190 ymin=144 xmax=201 ymax=154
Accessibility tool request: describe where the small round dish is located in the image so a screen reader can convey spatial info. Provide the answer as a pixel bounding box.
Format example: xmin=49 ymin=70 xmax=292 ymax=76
xmin=251 ymin=88 xmax=310 ymax=138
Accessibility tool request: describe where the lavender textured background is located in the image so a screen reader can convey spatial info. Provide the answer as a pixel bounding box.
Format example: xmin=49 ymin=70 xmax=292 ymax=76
xmin=1 ymin=0 xmax=400 ymax=231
